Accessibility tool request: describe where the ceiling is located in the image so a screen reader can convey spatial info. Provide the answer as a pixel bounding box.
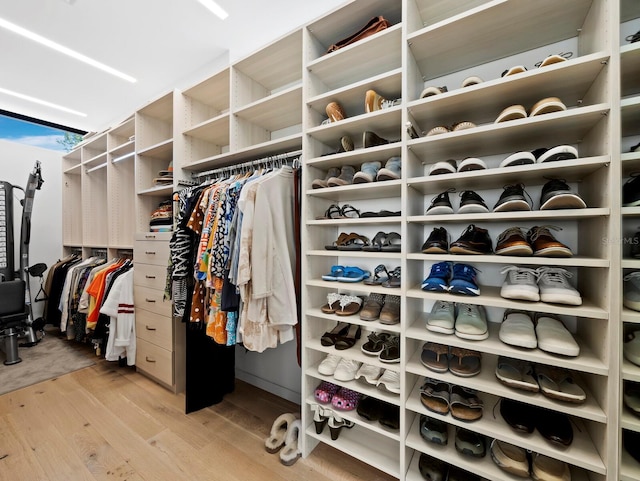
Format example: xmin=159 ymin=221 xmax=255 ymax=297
xmin=0 ymin=0 xmax=346 ymax=133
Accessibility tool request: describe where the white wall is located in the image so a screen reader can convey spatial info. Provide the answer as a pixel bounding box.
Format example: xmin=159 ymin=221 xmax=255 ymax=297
xmin=0 ymin=139 xmax=62 ymax=320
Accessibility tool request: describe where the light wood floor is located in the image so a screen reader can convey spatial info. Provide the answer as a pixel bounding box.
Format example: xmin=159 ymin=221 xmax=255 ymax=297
xmin=0 ymin=344 xmax=396 ymax=481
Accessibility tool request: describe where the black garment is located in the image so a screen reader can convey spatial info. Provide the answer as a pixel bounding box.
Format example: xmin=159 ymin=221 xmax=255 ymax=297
xmin=45 ymin=257 xmax=81 ymax=327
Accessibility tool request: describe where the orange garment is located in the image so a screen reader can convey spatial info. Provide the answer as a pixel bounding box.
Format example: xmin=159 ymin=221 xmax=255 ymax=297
xmin=86 ymin=260 xmax=124 ymax=330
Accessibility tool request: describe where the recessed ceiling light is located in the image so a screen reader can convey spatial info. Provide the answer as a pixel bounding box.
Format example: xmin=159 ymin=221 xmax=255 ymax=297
xmin=0 ymin=17 xmax=136 ymax=83
xmin=197 ymin=0 xmax=229 ymax=20
xmin=0 ymin=87 xmax=87 ymax=117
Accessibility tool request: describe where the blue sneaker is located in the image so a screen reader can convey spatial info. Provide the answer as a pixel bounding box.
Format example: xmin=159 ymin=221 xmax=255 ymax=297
xmin=449 ymin=264 xmax=480 ymax=296
xmin=421 ymin=262 xmax=452 ymax=292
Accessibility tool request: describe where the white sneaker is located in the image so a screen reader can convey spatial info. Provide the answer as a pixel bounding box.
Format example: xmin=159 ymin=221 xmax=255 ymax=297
xmin=355 ymin=363 xmax=383 ymax=385
xmin=499 ymin=310 xmax=537 ymax=349
xmin=537 ymin=267 xmax=582 ymax=305
xmin=333 ymin=358 xmax=362 ymax=382
xmin=534 ymin=313 xmax=580 ymax=357
xmin=318 ymin=353 xmax=342 ymax=376
xmin=500 ymin=266 xmax=540 ymax=301
xmin=454 ymin=303 xmax=488 ymax=340
xmin=426 ymin=300 xmax=455 ymax=334
xmin=377 ymin=369 xmax=400 ymax=394
xmin=624 ymin=272 xmax=640 ymax=312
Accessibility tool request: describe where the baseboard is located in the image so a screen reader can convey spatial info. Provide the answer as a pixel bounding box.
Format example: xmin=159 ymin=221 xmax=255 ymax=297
xmin=235 ymin=369 xmax=301 ymax=405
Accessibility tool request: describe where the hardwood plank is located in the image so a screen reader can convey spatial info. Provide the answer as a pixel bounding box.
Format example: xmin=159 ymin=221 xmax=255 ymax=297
xmin=0 ymin=415 xmax=51 ymax=481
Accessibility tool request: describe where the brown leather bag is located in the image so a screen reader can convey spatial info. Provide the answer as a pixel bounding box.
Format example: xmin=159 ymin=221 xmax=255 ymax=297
xmin=325 ymin=16 xmax=391 ymax=54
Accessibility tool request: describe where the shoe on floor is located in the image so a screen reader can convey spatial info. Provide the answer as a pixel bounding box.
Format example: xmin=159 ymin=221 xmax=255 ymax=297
xmin=539 ymin=178 xmax=586 ymax=210
xmin=458 ymin=190 xmax=489 ymax=214
xmin=499 ymin=309 xmax=537 ymax=349
xmin=422 ymin=227 xmax=449 ymax=254
xmin=500 ymin=266 xmax=540 ymax=301
xmin=455 ymin=303 xmax=488 ymax=340
xmin=624 ymin=272 xmax=640 ymax=312
xmin=426 ymin=189 xmax=455 ymax=215
xmin=365 ymin=89 xmax=401 ymax=112
xmin=534 ymin=312 xmax=580 ymax=356
xmin=536 ymin=266 xmax=582 ymax=305
xmin=449 ymin=263 xmax=481 ymax=296
xmin=426 ymin=300 xmax=455 ymax=334
xmin=495 ymin=227 xmax=533 ymax=256
xmin=527 ymin=225 xmax=573 ymax=257
xmin=493 ymin=184 xmax=532 ymax=212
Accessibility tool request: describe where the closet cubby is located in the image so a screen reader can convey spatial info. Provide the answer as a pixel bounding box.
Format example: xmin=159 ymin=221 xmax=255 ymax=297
xmin=81 ymin=132 xmax=108 ymax=170
xmin=81 ymin=164 xmax=108 ymax=247
xmin=107 ymin=118 xmax=135 ymax=249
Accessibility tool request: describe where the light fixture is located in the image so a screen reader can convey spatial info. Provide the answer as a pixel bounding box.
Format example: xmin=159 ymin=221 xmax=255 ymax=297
xmin=197 ymin=0 xmax=229 ymax=20
xmin=112 ymin=152 xmax=135 ymax=163
xmin=0 ymin=86 xmax=87 ymax=117
xmin=0 ymin=17 xmax=137 ymax=83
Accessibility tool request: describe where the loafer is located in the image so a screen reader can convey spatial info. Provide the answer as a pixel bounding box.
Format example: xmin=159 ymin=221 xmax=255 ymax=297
xmin=499 ymin=309 xmax=537 ymax=349
xmin=534 ymin=313 xmax=580 ymax=357
xmin=356 ymin=395 xmax=383 ymax=421
xmin=490 ymin=439 xmax=530 ymax=477
xmin=418 ymin=453 xmax=447 ymax=481
xmin=455 ymin=427 xmax=485 ymax=457
xmin=531 ymin=453 xmax=571 ymax=481
xmin=420 ymin=415 xmax=448 ymax=445
xmin=378 ymin=401 xmax=400 ymax=430
xmin=535 ymin=406 xmax=573 ymax=446
xmin=500 ymin=398 xmax=536 ymax=433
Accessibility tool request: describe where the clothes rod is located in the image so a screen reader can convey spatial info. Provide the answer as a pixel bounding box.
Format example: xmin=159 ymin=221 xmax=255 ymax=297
xmin=191 ymin=149 xmax=302 ymax=180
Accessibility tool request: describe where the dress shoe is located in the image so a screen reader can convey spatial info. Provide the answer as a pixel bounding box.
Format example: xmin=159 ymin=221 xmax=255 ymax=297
xmin=422 ymin=227 xmax=449 ymax=254
xmin=450 ymin=224 xmax=493 ymax=255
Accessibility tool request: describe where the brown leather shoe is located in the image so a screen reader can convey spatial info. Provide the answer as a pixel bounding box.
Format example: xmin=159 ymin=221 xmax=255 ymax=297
xmin=450 ymin=224 xmax=493 ymax=255
xmin=379 ymin=295 xmax=400 ymax=325
xmin=527 ymin=225 xmax=573 ymax=257
xmin=495 ymin=227 xmax=533 ymax=256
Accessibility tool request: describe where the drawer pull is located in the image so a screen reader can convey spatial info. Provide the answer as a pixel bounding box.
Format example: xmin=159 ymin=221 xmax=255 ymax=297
xmin=144 ymin=234 xmax=156 ymax=239
xmin=145 ymin=356 xmax=156 ymax=363
xmin=145 ymin=251 xmax=156 ymax=255
xmin=145 ymin=298 xmax=156 ymax=303
xmin=145 ymin=325 xmax=157 ymax=331
xmin=145 ymin=275 xmax=156 ymax=279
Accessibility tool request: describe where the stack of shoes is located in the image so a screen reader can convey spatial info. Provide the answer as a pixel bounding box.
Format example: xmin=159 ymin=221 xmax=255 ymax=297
xmin=153 ymin=161 xmax=173 ymax=186
xmin=149 ymin=200 xmax=173 ymax=232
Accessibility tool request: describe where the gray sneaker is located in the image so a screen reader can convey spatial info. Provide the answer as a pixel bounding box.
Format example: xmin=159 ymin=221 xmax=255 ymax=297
xmin=327 ymin=165 xmax=355 ymax=187
xmin=377 ymin=156 xmax=401 ymax=181
xmin=454 ymin=303 xmax=488 ymax=340
xmin=426 ymin=300 xmax=455 ymax=334
xmin=353 ymin=161 xmax=381 ymax=183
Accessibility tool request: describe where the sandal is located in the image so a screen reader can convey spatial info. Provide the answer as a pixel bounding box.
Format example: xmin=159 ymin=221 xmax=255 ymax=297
xmin=450 ymin=385 xmax=483 ymax=421
xmin=381 ymin=232 xmax=401 ymax=252
xmin=535 ymin=364 xmax=586 ymax=404
xmin=420 ymin=342 xmax=449 ymax=373
xmin=337 ymin=233 xmax=370 ymax=251
xmin=495 ymin=356 xmax=539 ymax=392
xmin=334 ymin=295 xmax=363 ymax=317
xmin=334 ymin=324 xmax=362 ymax=350
xmin=336 ymin=266 xmax=370 ymax=283
xmin=363 ymin=264 xmax=389 ymax=286
xmin=448 ymin=347 xmax=481 ymax=377
xmin=340 ymin=204 xmax=360 ymax=218
xmin=420 ymin=378 xmax=451 ymax=415
xmin=361 ymin=331 xmax=390 ymax=355
xmin=382 ymin=266 xmax=401 ymax=288
xmin=363 ymin=231 xmax=387 ymax=252
xmin=322 ymin=265 xmax=344 ymax=281
xmin=325 ymin=234 xmax=350 ymax=250
xmin=320 ymin=321 xmax=350 ymax=346
xmin=331 ymin=387 xmax=361 ymax=411
xmin=321 ymin=292 xmax=342 ymax=314
xmin=316 ymin=204 xmax=343 ymax=220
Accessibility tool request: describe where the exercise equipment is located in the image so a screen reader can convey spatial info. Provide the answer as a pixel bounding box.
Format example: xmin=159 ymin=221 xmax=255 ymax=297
xmin=0 ymin=161 xmax=46 ymax=364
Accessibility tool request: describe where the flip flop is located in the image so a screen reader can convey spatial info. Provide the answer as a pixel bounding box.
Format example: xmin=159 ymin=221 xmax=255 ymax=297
xmin=381 ymin=232 xmax=401 ymax=252
xmin=336 ymin=266 xmax=370 ymax=283
xmin=448 ymin=347 xmax=481 ymax=377
xmin=325 ymin=233 xmax=350 ymax=250
xmin=363 ymin=231 xmax=386 ymax=252
xmin=322 ymin=265 xmax=344 ymax=281
xmin=421 ymin=342 xmax=449 ymax=373
xmin=495 ymin=357 xmax=539 ymax=392
xmin=535 ymin=364 xmax=586 ymax=404
xmin=337 ymin=233 xmax=370 ymax=251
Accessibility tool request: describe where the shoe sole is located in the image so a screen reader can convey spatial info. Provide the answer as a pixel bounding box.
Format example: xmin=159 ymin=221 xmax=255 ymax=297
xmin=495 ymin=245 xmax=534 ymax=256
xmin=455 ymin=329 xmax=489 ymax=341
xmin=426 ymin=206 xmax=454 ymax=215
xmin=352 ymin=173 xmax=374 ymax=183
xmin=500 ymin=152 xmax=535 ymax=168
xmin=457 ymin=205 xmax=489 ymax=214
xmin=493 ymin=200 xmax=531 ymax=212
xmin=426 ymin=324 xmax=455 ymax=335
xmin=422 ymin=246 xmax=449 ymax=254
xmin=540 ymin=193 xmax=586 ymax=210
xmin=624 ymin=299 xmax=640 ymax=311
xmin=449 ymin=286 xmax=480 ymax=296
xmin=500 ymin=287 xmax=540 ymax=301
xmin=534 ymin=247 xmax=573 ymax=257
xmin=537 ymin=145 xmax=578 ymax=163
xmin=539 ymin=292 xmax=582 ymax=305
xmin=449 ymin=246 xmax=491 ymax=255
xmin=422 ymin=284 xmax=449 ymax=292
xmin=377 ymin=169 xmax=400 ymax=181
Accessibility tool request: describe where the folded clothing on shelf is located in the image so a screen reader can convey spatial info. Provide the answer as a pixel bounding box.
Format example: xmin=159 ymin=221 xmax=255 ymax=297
xmin=149 ymin=199 xmax=173 ymax=230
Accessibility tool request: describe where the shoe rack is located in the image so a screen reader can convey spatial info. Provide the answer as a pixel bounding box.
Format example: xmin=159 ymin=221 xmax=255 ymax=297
xmin=301 ymin=0 xmax=619 ymax=480
xmin=619 ymin=1 xmax=640 ymax=479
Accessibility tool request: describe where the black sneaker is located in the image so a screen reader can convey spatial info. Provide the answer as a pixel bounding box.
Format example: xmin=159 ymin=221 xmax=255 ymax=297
xmin=540 ymin=179 xmax=586 ymax=210
xmin=533 ymin=145 xmax=578 ymax=163
xmin=493 ymin=184 xmax=532 ymax=212
xmin=422 ymin=227 xmax=449 ymax=254
xmin=449 ymin=224 xmax=493 ymax=255
xmin=426 ymin=189 xmax=455 ymax=215
xmin=458 ymin=190 xmax=489 ymax=214
xmin=624 ymin=174 xmax=640 ymax=207
xmin=631 ymin=141 xmax=640 ymax=153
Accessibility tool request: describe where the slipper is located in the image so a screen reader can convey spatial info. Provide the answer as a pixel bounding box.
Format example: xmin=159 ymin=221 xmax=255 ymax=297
xmin=529 ymin=96 xmax=567 ymax=117
xmin=325 ymin=234 xmax=350 ymax=251
xmin=495 ymin=356 xmax=539 ymax=392
xmin=331 ymin=387 xmax=361 ymax=411
xmin=320 ymin=292 xmax=342 ymax=314
xmin=420 ymin=378 xmax=451 ymax=415
xmin=421 ymin=342 xmax=449 ymax=373
xmin=279 ymin=419 xmax=302 ymax=466
xmin=381 ymin=232 xmax=401 ymax=252
xmin=363 ymin=231 xmax=387 ymax=252
xmin=363 ymin=264 xmax=389 ymax=286
xmin=265 ymin=412 xmax=298 ymax=453
xmin=495 ymin=104 xmax=527 ymax=123
xmin=337 ymin=233 xmax=370 ymax=251
xmin=336 ymin=266 xmax=370 ymax=283
xmin=535 ymin=364 xmax=586 ymax=404
xmin=450 ymin=385 xmax=483 ymax=421
xmin=448 ymin=347 xmax=481 ymax=377
xmin=334 ymin=295 xmax=363 ymax=317
xmin=420 ymin=415 xmax=448 ymax=445
xmin=322 ymin=265 xmax=344 ymax=281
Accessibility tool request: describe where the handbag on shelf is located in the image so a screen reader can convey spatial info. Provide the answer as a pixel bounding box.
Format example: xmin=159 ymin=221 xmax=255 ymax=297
xmin=325 ymin=16 xmax=391 ymax=54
